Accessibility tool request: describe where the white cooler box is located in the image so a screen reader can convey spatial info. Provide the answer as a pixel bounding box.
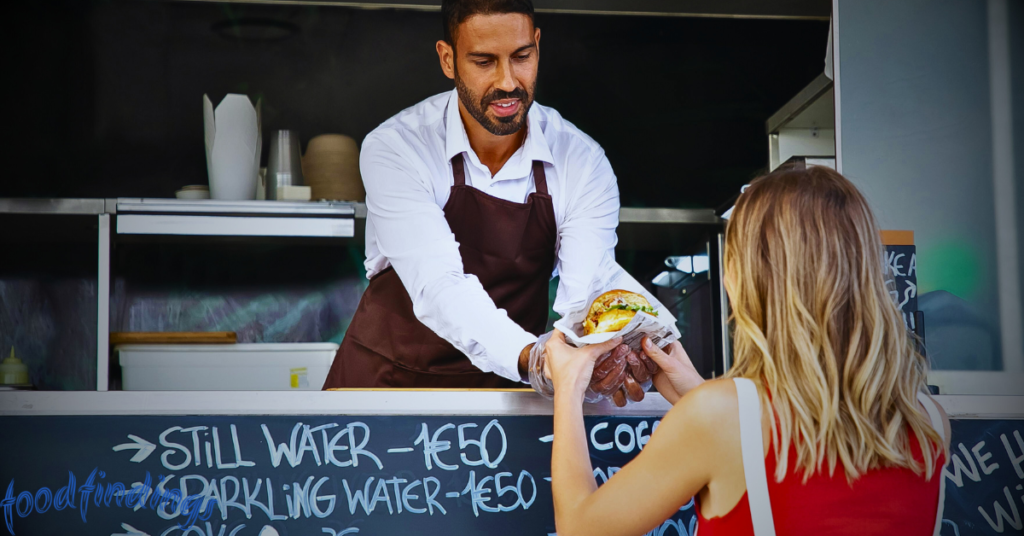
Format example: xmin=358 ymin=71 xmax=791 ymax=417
xmin=118 ymin=343 xmax=339 ymax=391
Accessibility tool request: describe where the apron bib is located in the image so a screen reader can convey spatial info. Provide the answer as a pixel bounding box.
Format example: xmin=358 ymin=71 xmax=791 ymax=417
xmin=323 ymin=153 xmax=556 ymax=388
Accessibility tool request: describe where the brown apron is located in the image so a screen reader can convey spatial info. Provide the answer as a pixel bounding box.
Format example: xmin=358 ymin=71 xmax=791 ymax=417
xmin=322 ymin=153 xmax=557 ymax=388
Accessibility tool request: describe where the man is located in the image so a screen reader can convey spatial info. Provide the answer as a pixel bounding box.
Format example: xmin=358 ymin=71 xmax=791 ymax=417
xmin=323 ymin=0 xmax=655 ymax=390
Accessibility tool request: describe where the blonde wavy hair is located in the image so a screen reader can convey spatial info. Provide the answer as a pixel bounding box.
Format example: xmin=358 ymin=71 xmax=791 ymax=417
xmin=724 ymin=165 xmax=945 ymax=482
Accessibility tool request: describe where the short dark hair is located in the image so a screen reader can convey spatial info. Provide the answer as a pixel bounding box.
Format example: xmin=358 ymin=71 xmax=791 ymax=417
xmin=441 ymin=0 xmax=535 ymax=48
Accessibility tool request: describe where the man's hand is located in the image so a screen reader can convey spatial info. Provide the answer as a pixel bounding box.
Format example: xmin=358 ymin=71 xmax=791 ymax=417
xmin=587 ymin=344 xmax=630 ymax=397
xmin=518 ymin=343 xmax=534 ymax=381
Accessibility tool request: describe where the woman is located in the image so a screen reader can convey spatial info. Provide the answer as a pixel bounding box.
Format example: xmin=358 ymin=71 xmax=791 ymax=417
xmin=544 ymin=165 xmax=951 ymax=535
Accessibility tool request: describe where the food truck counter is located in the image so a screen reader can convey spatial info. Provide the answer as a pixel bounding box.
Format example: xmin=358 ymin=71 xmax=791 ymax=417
xmin=1 ymin=390 xmax=1021 ymax=535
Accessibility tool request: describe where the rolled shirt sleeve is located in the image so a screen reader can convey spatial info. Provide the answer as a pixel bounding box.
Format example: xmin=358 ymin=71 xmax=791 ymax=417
xmin=361 ymin=132 xmax=536 ymax=382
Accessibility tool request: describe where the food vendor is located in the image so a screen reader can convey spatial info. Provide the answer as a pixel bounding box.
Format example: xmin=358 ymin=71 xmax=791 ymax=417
xmin=322 ymin=0 xmax=654 ymax=390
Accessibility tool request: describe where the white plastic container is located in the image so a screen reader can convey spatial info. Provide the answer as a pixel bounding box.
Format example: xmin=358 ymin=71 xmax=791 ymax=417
xmin=118 ymin=343 xmax=338 ymax=391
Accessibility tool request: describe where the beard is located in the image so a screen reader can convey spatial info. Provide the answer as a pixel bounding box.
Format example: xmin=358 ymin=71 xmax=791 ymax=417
xmin=454 ymin=67 xmax=535 ymax=136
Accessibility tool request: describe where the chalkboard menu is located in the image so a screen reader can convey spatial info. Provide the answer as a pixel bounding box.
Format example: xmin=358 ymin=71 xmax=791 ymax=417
xmin=1 ymin=413 xmax=1019 ymax=535
xmin=0 ymin=415 xmax=695 ymax=536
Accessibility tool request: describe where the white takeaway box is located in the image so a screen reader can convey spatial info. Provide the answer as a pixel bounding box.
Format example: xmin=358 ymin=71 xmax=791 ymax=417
xmin=118 ymin=343 xmax=339 ymax=391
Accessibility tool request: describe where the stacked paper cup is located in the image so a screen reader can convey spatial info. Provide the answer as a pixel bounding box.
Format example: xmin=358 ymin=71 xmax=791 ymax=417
xmin=302 ymin=134 xmax=364 ymax=202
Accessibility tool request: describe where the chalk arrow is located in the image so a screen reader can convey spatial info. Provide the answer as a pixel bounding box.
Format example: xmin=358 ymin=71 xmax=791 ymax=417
xmin=112 ymin=434 xmax=156 ymax=463
xmin=899 ymin=281 xmax=918 ymax=310
xmin=112 ymin=523 xmax=151 ymax=536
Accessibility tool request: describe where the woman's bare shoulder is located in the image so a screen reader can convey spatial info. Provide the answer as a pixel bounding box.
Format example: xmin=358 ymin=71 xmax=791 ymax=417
xmin=657 ymin=379 xmax=740 ymax=444
xmin=676 ymin=378 xmax=738 ymax=416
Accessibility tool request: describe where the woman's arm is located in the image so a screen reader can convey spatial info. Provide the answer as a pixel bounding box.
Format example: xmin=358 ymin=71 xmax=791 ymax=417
xmin=545 ymin=332 xmax=738 ymax=536
xmin=551 ymin=384 xmax=600 ymax=518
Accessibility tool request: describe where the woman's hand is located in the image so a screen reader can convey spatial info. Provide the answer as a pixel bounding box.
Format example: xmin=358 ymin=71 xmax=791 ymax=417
xmin=642 ymin=337 xmax=704 ymax=404
xmin=544 ymin=330 xmax=623 ymax=401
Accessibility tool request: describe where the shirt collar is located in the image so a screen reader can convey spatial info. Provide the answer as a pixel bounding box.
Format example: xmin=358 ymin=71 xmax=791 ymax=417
xmin=443 ymin=88 xmax=554 ymax=172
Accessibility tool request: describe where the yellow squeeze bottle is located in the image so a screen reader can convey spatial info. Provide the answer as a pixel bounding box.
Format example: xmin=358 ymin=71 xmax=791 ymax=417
xmin=0 ymin=347 xmax=29 ymax=385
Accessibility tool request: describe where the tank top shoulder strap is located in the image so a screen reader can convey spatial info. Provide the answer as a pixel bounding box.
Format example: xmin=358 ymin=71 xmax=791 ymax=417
xmin=733 ymin=377 xmax=777 ymax=536
xmin=532 ymin=160 xmax=548 ymax=195
xmin=916 ymin=391 xmax=947 ymax=536
xmin=916 ymin=392 xmax=945 ymax=441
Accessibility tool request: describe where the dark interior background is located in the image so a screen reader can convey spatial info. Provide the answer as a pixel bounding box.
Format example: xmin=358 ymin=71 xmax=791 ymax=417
xmin=2 ymin=0 xmax=829 ymax=389
xmin=8 ymin=0 xmax=829 ymax=209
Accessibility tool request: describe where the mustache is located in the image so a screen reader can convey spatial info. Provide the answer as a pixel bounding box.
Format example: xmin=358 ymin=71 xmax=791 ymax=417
xmin=482 ymin=87 xmax=529 ymax=107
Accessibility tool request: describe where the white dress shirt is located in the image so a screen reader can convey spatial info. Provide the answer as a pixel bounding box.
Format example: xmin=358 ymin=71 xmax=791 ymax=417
xmin=360 ymin=89 xmax=647 ymax=382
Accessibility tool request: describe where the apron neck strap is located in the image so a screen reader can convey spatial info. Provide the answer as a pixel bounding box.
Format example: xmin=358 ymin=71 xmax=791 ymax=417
xmin=532 ymin=160 xmax=548 ymax=196
xmin=451 ymin=153 xmax=549 ymax=196
xmin=452 ymin=153 xmax=468 ymax=186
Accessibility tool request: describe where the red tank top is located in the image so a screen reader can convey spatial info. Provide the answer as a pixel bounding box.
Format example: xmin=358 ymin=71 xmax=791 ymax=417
xmin=697 ymin=431 xmax=945 ymax=535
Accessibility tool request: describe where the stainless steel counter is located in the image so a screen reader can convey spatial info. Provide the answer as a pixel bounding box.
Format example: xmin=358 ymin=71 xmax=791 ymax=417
xmin=0 ymin=390 xmax=672 ymax=416
xmin=1 ymin=390 xmax=1020 ymax=419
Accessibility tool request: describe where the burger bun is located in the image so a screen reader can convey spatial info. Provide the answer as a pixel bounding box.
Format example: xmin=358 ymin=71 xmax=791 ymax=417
xmin=582 ymin=289 xmax=656 ymax=335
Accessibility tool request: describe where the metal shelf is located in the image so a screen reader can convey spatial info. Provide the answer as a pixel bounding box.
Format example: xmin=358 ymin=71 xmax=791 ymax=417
xmin=2 ymin=198 xmax=718 ymax=223
xmin=116 ymin=214 xmax=355 ymax=238
xmin=115 ymin=199 xmax=357 ymax=238
xmin=0 ymin=198 xmax=107 ymax=215
xmin=351 ymin=203 xmax=720 ymax=225
xmin=115 ymin=198 xmax=356 ymax=216
xmin=619 ymin=207 xmax=720 ymax=225
xmin=0 ymin=199 xmax=717 ymax=240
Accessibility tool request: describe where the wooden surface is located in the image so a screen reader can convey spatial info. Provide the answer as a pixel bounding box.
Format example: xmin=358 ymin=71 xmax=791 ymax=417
xmin=108 ymin=331 xmax=236 ymax=345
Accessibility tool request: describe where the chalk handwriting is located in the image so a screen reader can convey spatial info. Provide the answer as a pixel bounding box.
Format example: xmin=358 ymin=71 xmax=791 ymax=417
xmin=940 ymin=425 xmax=1024 ymax=534
xmin=976 ymin=485 xmax=1022 ymax=532
xmin=589 ymin=420 xmax=659 ymax=454
xmin=457 ymin=420 xmax=507 ymax=468
xmin=2 ymin=417 xmax=688 ymax=535
xmin=944 ymin=443 xmax=983 ymax=488
xmin=160 ymin=426 xmax=254 ymax=472
xmin=158 ymin=522 xmax=245 ymax=536
xmin=321 ymin=529 xmax=359 ymax=536
xmin=414 ymin=423 xmax=459 ymax=471
xmin=113 ymin=435 xmax=157 ymax=464
xmin=261 ymin=422 xmax=381 ymax=470
xmin=1002 ymin=430 xmax=1024 ymax=479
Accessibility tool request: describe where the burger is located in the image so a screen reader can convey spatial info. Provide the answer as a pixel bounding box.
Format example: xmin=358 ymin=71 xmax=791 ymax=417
xmin=582 ymin=290 xmax=658 ymax=335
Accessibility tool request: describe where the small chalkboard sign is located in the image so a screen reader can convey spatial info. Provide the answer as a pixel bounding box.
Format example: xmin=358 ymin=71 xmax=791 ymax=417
xmin=940 ymin=419 xmax=1024 ymax=536
xmin=881 ymin=231 xmax=922 ymax=338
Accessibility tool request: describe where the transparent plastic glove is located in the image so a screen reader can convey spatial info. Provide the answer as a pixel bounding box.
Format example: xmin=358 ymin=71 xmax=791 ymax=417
xmin=609 ymin=346 xmax=660 ymax=406
xmin=589 ymin=343 xmax=631 ymax=400
xmin=528 ymin=332 xmax=556 ymax=399
xmin=529 ymin=332 xmax=639 ymax=404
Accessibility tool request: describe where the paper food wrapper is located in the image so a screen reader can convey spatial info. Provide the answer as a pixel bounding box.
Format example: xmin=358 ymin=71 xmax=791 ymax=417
xmin=204 ymin=94 xmax=262 ymax=200
xmin=554 ymin=286 xmax=681 ymax=351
